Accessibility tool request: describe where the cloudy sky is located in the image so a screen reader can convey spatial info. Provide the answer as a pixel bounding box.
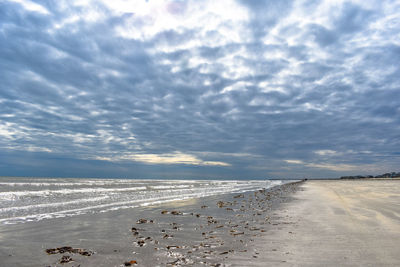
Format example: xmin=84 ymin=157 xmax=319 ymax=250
xmin=0 ymin=0 xmax=399 ymax=179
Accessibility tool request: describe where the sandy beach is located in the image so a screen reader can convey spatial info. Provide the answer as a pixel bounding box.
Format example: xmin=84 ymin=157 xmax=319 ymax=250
xmin=228 ymin=179 xmax=400 ymax=266
xmin=1 ymin=180 xmax=399 ymax=266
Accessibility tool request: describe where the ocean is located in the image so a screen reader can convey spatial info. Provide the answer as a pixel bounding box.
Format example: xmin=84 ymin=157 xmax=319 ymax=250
xmin=0 ymin=177 xmax=290 ymax=225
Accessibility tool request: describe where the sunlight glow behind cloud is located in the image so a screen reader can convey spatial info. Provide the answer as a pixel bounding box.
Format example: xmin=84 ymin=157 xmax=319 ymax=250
xmin=97 ymin=152 xmax=231 ymax=167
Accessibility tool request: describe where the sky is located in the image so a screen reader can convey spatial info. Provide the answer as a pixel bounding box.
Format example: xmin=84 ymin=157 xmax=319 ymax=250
xmin=0 ymin=0 xmax=399 ymax=179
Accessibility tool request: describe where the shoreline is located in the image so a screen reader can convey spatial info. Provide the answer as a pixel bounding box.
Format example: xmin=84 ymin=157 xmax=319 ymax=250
xmin=0 ymin=181 xmax=303 ymax=267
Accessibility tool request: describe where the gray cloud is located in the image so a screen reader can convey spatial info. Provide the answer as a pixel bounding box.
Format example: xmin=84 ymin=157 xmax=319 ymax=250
xmin=237 ymin=0 xmax=295 ymax=40
xmin=0 ymin=0 xmax=399 ymax=179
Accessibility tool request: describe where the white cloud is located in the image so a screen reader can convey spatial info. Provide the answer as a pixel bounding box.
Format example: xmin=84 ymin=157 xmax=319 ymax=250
xmin=285 ymin=158 xmax=362 ymax=172
xmin=221 ymin=81 xmax=252 ymax=94
xmin=8 ymin=0 xmax=49 ymax=14
xmin=285 ymin=159 xmax=304 ymax=164
xmin=305 ymin=163 xmax=357 ymax=172
xmin=0 ymin=122 xmax=18 ymax=140
xmin=258 ymin=82 xmax=288 ymax=94
xmin=314 ymin=150 xmax=337 ymax=156
xmin=110 ymin=0 xmax=249 ymax=43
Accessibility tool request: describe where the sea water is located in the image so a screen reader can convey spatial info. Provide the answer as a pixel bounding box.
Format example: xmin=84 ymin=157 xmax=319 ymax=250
xmin=0 ymin=177 xmax=290 ymax=225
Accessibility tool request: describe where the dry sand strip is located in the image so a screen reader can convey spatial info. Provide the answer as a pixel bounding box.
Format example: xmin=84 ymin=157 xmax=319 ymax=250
xmin=227 ymin=179 xmax=400 ymax=267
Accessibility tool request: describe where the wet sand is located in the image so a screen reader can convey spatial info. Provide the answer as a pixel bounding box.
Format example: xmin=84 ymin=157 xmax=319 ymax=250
xmin=228 ymin=179 xmax=400 ymax=266
xmin=2 ymin=180 xmax=398 ymax=266
xmin=0 ymin=181 xmax=302 ymax=267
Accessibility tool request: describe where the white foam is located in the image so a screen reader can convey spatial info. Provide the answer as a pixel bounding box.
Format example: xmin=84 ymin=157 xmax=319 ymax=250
xmin=150 ymin=185 xmax=193 ymax=189
xmin=0 ymin=196 xmax=110 ymax=213
xmin=0 ymin=186 xmax=148 ymax=199
xmin=0 ymin=178 xmax=295 ymax=224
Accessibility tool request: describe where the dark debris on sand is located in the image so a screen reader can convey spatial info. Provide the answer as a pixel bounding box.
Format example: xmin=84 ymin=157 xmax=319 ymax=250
xmin=45 ymin=246 xmax=94 ymax=266
xmin=45 ymin=246 xmax=94 ymax=257
xmin=42 ymin=181 xmax=303 ymax=266
xmin=124 ymin=181 xmax=303 ymax=266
